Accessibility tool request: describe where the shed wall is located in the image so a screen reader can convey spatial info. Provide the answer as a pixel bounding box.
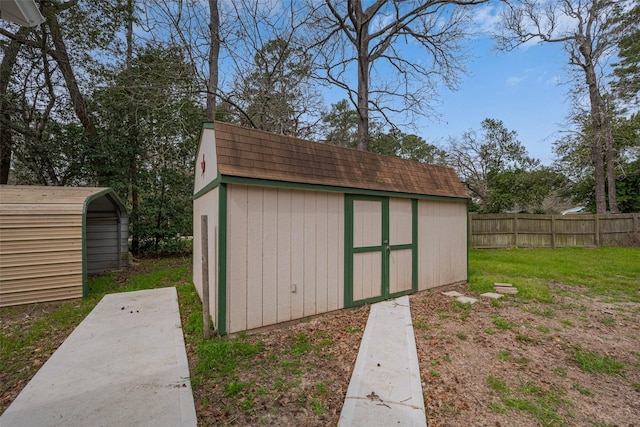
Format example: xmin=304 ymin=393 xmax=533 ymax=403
xmin=193 ymin=186 xmax=219 ymax=331
xmin=0 ymin=210 xmax=84 ymax=306
xmin=226 ymin=185 xmax=344 ymax=334
xmin=86 ymin=196 xmax=128 ymax=274
xmin=418 ymin=200 xmax=468 ymax=289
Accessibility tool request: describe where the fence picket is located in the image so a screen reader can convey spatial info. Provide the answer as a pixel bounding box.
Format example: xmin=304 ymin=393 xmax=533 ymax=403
xmin=469 ymin=213 xmax=640 ymax=248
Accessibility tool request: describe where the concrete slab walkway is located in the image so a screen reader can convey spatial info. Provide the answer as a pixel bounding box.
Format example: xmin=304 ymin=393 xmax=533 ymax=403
xmin=0 ymin=287 xmax=197 ymax=427
xmin=339 ymin=295 xmax=426 ymax=426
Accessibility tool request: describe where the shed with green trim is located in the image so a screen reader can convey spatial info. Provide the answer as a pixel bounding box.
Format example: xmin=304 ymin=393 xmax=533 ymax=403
xmin=0 ymin=185 xmax=128 ymax=307
xmin=193 ymin=122 xmax=468 ymax=335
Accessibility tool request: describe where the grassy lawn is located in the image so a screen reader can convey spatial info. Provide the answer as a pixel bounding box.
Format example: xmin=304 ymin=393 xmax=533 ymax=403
xmin=468 ymin=247 xmax=640 ymax=302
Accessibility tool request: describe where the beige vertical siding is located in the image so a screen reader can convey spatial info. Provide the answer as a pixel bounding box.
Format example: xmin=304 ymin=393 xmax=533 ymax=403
xmin=351 ymin=199 xmax=383 ymax=301
xmin=193 ymin=126 xmax=218 ymax=196
xmin=418 ymin=200 xmax=467 ymax=289
xmin=192 ymin=186 xmax=219 ymax=331
xmin=225 ymin=185 xmax=344 ymax=334
xmin=389 ymin=198 xmax=412 ymax=245
xmin=389 ymin=249 xmax=412 ymax=293
xmin=353 ymin=200 xmax=382 ymax=247
xmin=353 ymin=252 xmax=382 ymax=300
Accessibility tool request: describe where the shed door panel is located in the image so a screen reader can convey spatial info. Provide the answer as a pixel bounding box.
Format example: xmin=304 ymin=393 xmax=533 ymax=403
xmin=388 ymin=199 xmax=414 ymax=293
xmin=346 ymin=196 xmax=416 ymax=307
xmin=351 ymin=199 xmax=383 ymax=301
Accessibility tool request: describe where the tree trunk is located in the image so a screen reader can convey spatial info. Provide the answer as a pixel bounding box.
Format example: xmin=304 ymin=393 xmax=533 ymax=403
xmin=604 ymin=118 xmax=618 ymax=213
xmin=580 ymin=48 xmax=607 ymax=214
xmin=354 ymin=1 xmax=369 ymax=152
xmin=356 ymin=47 xmax=369 ymax=151
xmin=207 ymin=0 xmax=220 ymax=121
xmin=0 ymin=27 xmax=33 ymax=184
xmin=41 ymin=4 xmax=96 ymax=141
xmin=125 ymin=0 xmax=140 ymax=254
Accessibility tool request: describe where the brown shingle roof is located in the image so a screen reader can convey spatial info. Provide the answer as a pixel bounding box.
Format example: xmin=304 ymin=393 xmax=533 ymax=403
xmin=214 ymin=121 xmax=468 ymax=199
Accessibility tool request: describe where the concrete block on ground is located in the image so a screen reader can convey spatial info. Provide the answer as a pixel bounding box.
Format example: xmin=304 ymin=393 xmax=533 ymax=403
xmin=495 ymin=287 xmax=519 ymax=294
xmin=481 ymin=292 xmax=504 ymax=299
xmin=442 ymin=291 xmax=464 ymax=297
xmin=456 ymin=296 xmax=478 ymax=304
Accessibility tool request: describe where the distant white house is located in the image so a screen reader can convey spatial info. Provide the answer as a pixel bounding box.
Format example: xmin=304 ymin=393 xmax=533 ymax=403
xmin=561 ymin=206 xmax=588 ymax=215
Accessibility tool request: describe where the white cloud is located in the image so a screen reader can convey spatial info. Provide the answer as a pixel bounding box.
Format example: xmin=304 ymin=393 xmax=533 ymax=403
xmin=506 ymin=75 xmax=526 ymax=87
xmin=472 ymin=4 xmax=501 ymax=34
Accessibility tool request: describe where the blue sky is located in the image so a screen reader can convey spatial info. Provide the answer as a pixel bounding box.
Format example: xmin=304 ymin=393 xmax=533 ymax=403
xmin=416 ymin=37 xmax=573 ymax=166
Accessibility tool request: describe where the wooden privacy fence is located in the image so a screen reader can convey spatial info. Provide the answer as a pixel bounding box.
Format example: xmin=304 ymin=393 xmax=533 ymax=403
xmin=469 ymin=213 xmax=640 ymax=249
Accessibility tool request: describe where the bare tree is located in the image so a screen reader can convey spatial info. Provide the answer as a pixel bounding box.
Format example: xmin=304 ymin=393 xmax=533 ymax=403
xmin=446 ymin=118 xmax=537 ymax=212
xmin=308 ymin=0 xmax=488 ymax=151
xmin=496 ymin=0 xmax=634 ymax=214
xmin=207 ymin=0 xmax=219 ymax=120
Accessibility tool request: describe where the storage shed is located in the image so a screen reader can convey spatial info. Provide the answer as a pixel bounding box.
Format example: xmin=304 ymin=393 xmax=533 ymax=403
xmin=0 ymin=186 xmax=128 ymax=307
xmin=193 ymin=122 xmax=469 ymax=335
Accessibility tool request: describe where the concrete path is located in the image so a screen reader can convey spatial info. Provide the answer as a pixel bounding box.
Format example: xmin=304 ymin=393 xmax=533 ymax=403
xmin=339 ymin=295 xmax=427 ymax=426
xmin=0 ymin=287 xmax=197 ymax=427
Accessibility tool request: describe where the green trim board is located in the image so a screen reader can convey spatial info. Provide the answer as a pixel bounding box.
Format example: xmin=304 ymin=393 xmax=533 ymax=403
xmin=221 ymin=175 xmax=468 ymax=203
xmin=217 ymin=183 xmax=228 ymax=336
xmin=412 ymin=199 xmax=418 ymax=293
xmin=344 ymin=195 xmax=418 ymax=308
xmin=193 ymin=172 xmax=221 ymax=200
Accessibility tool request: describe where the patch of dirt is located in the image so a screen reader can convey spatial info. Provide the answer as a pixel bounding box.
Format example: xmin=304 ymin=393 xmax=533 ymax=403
xmin=411 ymin=284 xmax=640 ymax=427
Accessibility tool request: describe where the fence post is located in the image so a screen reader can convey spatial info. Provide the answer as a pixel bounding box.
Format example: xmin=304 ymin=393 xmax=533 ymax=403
xmin=551 ymin=215 xmax=556 ymax=248
xmin=468 ymin=213 xmax=473 ymax=249
xmin=594 ymin=214 xmax=600 ymax=247
xmin=513 ymin=214 xmax=518 ymax=247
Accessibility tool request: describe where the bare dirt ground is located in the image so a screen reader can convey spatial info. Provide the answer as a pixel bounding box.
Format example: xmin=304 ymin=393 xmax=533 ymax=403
xmin=412 ymin=283 xmax=640 ymax=427
xmin=3 ymin=280 xmax=639 ymax=426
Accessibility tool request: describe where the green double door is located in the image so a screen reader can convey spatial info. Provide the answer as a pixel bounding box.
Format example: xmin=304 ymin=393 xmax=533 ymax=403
xmin=345 ymin=195 xmax=417 ymax=307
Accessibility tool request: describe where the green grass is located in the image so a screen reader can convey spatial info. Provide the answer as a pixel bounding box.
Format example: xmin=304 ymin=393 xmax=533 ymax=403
xmin=536 ymin=325 xmax=551 ymax=333
xmin=573 ymin=346 xmax=625 ymax=376
xmin=468 ymin=247 xmax=640 ymax=302
xmin=486 ymin=375 xmax=573 ymax=425
xmin=491 ymin=315 xmax=515 ymax=330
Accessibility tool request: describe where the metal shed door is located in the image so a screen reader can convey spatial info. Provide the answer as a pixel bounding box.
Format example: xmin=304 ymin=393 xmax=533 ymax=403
xmin=345 ymin=196 xmax=417 ymax=307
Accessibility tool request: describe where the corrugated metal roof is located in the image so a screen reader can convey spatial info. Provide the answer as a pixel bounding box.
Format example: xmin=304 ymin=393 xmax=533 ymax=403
xmin=0 ymin=185 xmax=111 ymax=207
xmin=214 ymin=122 xmax=468 ymax=199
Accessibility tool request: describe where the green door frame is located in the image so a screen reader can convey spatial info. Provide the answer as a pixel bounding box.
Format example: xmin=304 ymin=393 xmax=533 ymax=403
xmin=344 ymin=195 xmax=418 ymax=307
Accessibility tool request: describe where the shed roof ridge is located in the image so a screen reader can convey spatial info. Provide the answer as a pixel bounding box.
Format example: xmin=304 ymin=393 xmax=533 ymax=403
xmin=212 ymin=121 xmax=468 ymax=199
xmin=214 ymin=121 xmax=454 ymax=170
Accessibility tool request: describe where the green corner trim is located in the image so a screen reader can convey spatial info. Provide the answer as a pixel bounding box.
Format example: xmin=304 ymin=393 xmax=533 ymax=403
xmin=412 ymin=199 xmax=418 ymax=292
xmin=217 ymin=183 xmax=228 ymax=335
xmin=193 ymin=172 xmax=221 ymax=200
xmin=221 ymin=175 xmax=467 ymax=202
xmin=344 ymin=195 xmax=354 ymax=307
